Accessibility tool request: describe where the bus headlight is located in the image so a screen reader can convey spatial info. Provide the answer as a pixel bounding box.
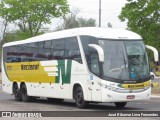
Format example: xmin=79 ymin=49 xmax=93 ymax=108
xmin=101 ymin=83 xmax=117 ymax=91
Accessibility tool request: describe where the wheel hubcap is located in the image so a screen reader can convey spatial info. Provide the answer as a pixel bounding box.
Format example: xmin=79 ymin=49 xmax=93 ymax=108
xmin=77 ymin=93 xmax=83 ymax=104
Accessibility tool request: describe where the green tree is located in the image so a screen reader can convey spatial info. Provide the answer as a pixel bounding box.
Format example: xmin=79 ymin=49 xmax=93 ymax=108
xmin=55 ymin=11 xmax=96 ymax=31
xmin=119 ymin=0 xmax=160 ymax=51
xmin=78 ymin=17 xmax=96 ymax=27
xmin=0 ymin=0 xmax=69 ymax=37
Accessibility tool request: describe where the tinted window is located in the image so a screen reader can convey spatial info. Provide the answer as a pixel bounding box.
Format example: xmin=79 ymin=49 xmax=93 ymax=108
xmin=52 ymin=39 xmax=65 ymax=60
xmin=4 ymin=45 xmax=21 ymax=63
xmin=3 ymin=37 xmax=82 ymax=63
xmin=65 ymin=37 xmax=82 ymax=63
xmin=28 ymin=42 xmax=39 ymax=61
xmin=81 ymin=36 xmax=100 ymax=76
xmin=39 ymin=41 xmax=52 ymax=60
xmin=17 ymin=44 xmax=28 ymax=62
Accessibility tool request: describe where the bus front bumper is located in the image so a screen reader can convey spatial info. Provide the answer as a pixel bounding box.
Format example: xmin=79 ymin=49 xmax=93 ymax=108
xmin=101 ymin=87 xmax=151 ymax=102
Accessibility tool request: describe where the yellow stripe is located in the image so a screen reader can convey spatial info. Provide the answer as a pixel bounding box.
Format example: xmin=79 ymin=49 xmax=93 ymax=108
xmin=120 ymin=80 xmax=150 ymax=89
xmin=5 ymin=61 xmax=56 ymax=83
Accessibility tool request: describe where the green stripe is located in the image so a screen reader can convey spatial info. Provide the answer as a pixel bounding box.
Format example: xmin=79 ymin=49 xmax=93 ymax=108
xmin=56 ymin=60 xmax=72 ymax=84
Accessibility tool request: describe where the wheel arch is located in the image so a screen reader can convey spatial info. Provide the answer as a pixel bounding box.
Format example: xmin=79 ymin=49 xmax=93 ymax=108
xmin=73 ymin=83 xmax=82 ymax=99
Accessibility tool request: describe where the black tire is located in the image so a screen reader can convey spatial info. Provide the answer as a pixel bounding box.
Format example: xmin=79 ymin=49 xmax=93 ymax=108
xmin=47 ymin=98 xmax=64 ymax=103
xmin=20 ymin=84 xmax=31 ymax=102
xmin=30 ymin=97 xmax=37 ymax=102
xmin=114 ymin=102 xmax=127 ymax=108
xmin=13 ymin=84 xmax=21 ymax=101
xmin=75 ymin=87 xmax=88 ymax=109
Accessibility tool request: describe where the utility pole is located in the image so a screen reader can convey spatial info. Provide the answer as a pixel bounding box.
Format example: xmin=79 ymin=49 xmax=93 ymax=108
xmin=99 ymin=0 xmax=101 ymax=27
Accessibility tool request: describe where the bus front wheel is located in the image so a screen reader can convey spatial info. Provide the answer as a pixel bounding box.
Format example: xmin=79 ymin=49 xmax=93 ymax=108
xmin=114 ymin=102 xmax=127 ymax=108
xmin=75 ymin=87 xmax=88 ymax=109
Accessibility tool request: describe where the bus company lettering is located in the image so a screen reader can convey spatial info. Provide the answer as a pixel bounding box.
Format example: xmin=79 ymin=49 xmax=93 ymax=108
xmin=21 ymin=64 xmax=39 ymax=70
xmin=128 ymin=84 xmax=144 ymax=88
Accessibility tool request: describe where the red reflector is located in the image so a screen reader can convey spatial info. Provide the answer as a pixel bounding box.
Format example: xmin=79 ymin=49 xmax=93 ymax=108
xmin=127 ymin=95 xmax=135 ymax=99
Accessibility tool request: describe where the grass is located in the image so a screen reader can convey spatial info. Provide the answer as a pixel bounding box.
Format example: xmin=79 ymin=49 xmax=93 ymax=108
xmin=155 ymin=71 xmax=160 ymax=76
xmin=151 ymin=82 xmax=160 ymax=95
xmin=0 ymin=73 xmax=1 ymax=84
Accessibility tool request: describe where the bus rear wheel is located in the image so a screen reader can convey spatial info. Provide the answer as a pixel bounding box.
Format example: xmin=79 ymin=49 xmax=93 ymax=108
xmin=114 ymin=102 xmax=127 ymax=108
xmin=13 ymin=84 xmax=21 ymax=101
xmin=75 ymin=87 xmax=88 ymax=109
xmin=21 ymin=84 xmax=32 ymax=102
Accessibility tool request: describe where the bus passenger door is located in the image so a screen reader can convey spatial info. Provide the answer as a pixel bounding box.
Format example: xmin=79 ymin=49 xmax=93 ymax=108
xmin=90 ymin=52 xmax=102 ymax=102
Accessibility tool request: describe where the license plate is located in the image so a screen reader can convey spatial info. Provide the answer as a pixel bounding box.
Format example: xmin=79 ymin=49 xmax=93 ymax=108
xmin=127 ymin=95 xmax=135 ymax=99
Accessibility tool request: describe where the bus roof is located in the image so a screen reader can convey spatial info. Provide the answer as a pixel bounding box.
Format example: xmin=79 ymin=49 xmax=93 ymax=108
xmin=3 ymin=27 xmax=142 ymax=47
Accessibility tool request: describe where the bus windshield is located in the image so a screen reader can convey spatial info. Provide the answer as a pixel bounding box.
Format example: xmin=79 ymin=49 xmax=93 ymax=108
xmin=99 ymin=40 xmax=150 ymax=81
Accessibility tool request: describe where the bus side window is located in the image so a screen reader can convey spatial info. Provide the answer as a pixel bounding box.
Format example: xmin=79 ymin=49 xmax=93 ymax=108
xmin=53 ymin=50 xmax=64 ymax=60
xmin=38 ymin=41 xmax=52 ymax=61
xmin=28 ymin=42 xmax=39 ymax=61
xmin=52 ymin=39 xmax=65 ymax=60
xmin=17 ymin=44 xmax=28 ymax=62
xmin=65 ymin=37 xmax=82 ymax=63
xmin=69 ymin=50 xmax=81 ymax=63
xmin=80 ymin=36 xmax=100 ymax=76
xmin=5 ymin=46 xmax=19 ymax=63
xmin=90 ymin=51 xmax=100 ymax=76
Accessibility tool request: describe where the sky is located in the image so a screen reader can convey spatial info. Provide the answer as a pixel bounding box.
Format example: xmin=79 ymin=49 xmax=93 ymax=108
xmin=51 ymin=0 xmax=128 ymax=30
xmin=0 ymin=0 xmax=128 ymax=39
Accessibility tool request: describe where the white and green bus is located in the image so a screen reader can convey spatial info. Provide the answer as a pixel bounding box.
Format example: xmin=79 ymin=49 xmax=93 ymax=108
xmin=2 ymin=27 xmax=158 ymax=108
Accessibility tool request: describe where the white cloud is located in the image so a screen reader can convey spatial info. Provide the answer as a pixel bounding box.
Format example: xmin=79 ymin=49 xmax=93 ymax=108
xmin=67 ymin=0 xmax=128 ymax=28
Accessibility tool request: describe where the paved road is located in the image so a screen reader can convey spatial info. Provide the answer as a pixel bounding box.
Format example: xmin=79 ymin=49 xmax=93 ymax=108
xmin=0 ymin=86 xmax=160 ymax=120
xmin=0 ymin=85 xmax=159 ymax=111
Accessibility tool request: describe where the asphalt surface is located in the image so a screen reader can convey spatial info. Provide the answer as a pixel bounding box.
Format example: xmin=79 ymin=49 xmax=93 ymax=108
xmin=0 ymin=79 xmax=160 ymax=120
xmin=0 ymin=86 xmax=160 ymax=109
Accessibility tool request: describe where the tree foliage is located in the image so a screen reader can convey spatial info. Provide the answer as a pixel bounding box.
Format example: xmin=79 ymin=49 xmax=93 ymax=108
xmin=0 ymin=0 xmax=69 ymax=37
xmin=119 ymin=0 xmax=160 ymax=51
xmin=55 ymin=11 xmax=96 ymax=31
xmin=0 ymin=19 xmax=9 ymax=41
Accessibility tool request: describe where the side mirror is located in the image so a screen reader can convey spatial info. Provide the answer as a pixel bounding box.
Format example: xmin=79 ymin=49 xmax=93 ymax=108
xmin=145 ymin=45 xmax=159 ymax=62
xmin=89 ymin=44 xmax=104 ymax=62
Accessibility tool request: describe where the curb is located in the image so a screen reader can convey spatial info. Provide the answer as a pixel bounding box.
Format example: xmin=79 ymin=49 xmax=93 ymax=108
xmin=151 ymin=95 xmax=160 ymax=98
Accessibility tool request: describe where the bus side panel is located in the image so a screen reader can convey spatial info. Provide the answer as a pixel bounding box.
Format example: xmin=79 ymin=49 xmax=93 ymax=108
xmin=70 ymin=61 xmax=91 ymax=101
xmin=2 ymin=58 xmax=13 ymax=94
xmin=26 ymin=60 xmax=72 ymax=99
xmin=27 ymin=60 xmax=89 ymax=100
